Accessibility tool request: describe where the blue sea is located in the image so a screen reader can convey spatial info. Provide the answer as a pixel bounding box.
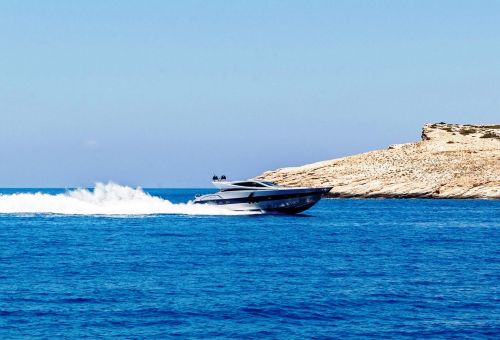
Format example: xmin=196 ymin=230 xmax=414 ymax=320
xmin=0 ymin=186 xmax=499 ymax=338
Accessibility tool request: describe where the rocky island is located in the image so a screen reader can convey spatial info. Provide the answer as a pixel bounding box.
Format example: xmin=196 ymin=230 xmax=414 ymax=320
xmin=258 ymin=123 xmax=500 ymax=199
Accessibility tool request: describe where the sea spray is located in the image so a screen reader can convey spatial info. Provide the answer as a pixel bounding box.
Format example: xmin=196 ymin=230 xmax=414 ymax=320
xmin=0 ymin=182 xmax=254 ymax=216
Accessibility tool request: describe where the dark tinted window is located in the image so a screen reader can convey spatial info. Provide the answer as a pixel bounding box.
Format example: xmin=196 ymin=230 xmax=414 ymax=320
xmin=233 ymin=181 xmax=266 ymax=187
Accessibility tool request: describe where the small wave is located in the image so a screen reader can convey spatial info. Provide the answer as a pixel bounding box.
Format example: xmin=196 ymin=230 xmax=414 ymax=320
xmin=0 ymin=182 xmax=253 ymax=216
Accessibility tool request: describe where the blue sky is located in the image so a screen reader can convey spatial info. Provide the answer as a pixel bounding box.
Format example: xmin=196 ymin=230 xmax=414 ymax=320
xmin=1 ymin=1 xmax=499 ymax=187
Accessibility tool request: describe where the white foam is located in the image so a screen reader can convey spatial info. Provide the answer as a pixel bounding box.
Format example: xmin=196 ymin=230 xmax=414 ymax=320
xmin=0 ymin=182 xmax=253 ymax=216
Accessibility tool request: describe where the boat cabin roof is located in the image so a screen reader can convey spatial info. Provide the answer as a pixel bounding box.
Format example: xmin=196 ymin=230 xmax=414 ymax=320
xmin=213 ymin=179 xmax=279 ymax=191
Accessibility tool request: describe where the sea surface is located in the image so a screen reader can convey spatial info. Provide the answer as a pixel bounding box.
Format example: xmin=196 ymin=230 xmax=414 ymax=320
xmin=0 ymin=186 xmax=499 ymax=338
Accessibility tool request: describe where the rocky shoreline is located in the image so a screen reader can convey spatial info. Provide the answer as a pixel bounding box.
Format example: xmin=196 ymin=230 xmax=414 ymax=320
xmin=258 ymin=123 xmax=500 ymax=199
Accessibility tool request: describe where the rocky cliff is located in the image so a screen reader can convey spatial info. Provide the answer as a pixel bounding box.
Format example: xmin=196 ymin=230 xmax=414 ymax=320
xmin=258 ymin=123 xmax=500 ymax=199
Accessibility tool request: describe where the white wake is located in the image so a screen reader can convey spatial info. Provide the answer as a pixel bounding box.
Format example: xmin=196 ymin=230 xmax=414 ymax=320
xmin=0 ymin=182 xmax=250 ymax=216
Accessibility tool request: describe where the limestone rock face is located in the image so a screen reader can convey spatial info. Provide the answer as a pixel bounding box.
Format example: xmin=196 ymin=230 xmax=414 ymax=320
xmin=257 ymin=123 xmax=500 ymax=199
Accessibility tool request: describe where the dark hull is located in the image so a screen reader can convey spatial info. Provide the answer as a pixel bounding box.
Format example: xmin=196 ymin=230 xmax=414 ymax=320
xmin=262 ymin=200 xmax=319 ymax=214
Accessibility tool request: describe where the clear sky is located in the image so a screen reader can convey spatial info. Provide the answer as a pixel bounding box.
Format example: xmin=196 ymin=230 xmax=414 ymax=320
xmin=1 ymin=1 xmax=499 ymax=187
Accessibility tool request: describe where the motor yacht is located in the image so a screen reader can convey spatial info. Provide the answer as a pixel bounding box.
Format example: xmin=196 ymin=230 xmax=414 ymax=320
xmin=193 ymin=176 xmax=332 ymax=214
